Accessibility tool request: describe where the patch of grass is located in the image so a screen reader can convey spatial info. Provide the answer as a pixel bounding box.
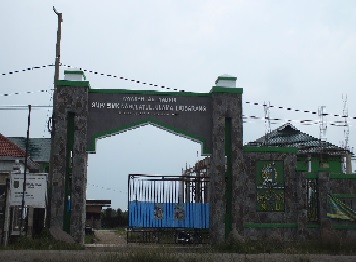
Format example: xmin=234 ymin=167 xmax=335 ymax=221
xmin=288 ymin=239 xmax=356 ymax=255
xmin=101 ymin=248 xmax=208 ymax=262
xmin=213 ymin=239 xmax=281 ymax=254
xmin=116 ymin=251 xmax=176 ymax=262
xmin=84 ymin=234 xmax=97 ymax=244
xmin=1 ymin=229 xmax=83 ymax=250
xmin=115 ymin=227 xmax=127 ymax=236
xmin=212 ymin=238 xmax=356 ymax=255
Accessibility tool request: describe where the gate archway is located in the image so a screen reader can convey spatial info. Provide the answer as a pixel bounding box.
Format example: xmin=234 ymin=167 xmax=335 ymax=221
xmin=49 ymin=72 xmax=243 ymax=244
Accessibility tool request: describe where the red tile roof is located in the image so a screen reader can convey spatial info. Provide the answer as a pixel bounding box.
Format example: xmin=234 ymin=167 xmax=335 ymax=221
xmin=0 ymin=133 xmax=26 ymax=157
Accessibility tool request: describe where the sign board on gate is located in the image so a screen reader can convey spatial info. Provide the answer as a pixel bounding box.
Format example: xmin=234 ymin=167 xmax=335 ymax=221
xmin=9 ymin=173 xmax=47 ymax=208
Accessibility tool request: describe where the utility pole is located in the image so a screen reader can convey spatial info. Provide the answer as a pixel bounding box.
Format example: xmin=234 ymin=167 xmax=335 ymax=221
xmin=20 ymin=105 xmax=31 ymax=236
xmin=53 ymin=7 xmax=62 ymax=88
xmin=47 ymin=6 xmax=63 ymax=228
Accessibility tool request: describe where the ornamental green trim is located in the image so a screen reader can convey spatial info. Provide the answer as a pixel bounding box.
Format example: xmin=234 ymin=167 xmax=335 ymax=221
xmin=64 ymin=70 xmax=86 ymax=80
xmin=88 ymin=88 xmax=211 ymax=97
xmin=332 ymin=194 xmax=356 ymax=198
xmin=243 ymin=222 xmax=298 ymax=228
xmin=304 ymin=173 xmax=318 ymax=179
xmin=87 ymin=118 xmax=211 ymax=155
xmin=333 ymin=225 xmax=356 ymax=229
xmin=216 ymin=76 xmax=237 ymax=81
xmin=306 ymin=224 xmax=319 ymax=228
xmin=243 ymin=146 xmax=298 ymax=153
xmin=210 ymin=86 xmax=243 ymax=94
xmin=329 ymin=174 xmax=356 ymax=179
xmin=64 ymin=70 xmax=85 ymax=75
xmin=56 ymin=80 xmax=90 ymax=87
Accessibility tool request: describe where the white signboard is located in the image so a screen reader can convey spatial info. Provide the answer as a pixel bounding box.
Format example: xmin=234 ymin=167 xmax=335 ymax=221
xmin=9 ymin=173 xmax=47 ymax=208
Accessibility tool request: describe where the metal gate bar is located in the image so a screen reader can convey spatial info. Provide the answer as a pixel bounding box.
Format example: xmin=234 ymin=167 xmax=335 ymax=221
xmin=127 ymin=174 xmax=209 ymax=244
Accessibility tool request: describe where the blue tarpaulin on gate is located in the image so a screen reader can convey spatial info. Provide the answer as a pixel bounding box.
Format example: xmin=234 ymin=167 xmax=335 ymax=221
xmin=128 ymin=201 xmax=209 ymax=228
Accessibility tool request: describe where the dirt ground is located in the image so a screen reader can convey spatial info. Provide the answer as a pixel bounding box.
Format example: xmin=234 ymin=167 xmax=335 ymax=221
xmin=93 ymin=229 xmax=127 ymax=245
xmin=85 ymin=230 xmax=127 ymax=248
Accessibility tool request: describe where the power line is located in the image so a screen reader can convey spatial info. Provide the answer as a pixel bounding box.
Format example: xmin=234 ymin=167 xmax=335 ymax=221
xmin=244 ymin=100 xmax=352 ymax=119
xmin=242 ymin=116 xmax=351 ymax=127
xmin=0 ymin=89 xmax=52 ymax=97
xmin=2 ymin=87 xmax=356 ymax=121
xmin=0 ymin=105 xmax=52 ymax=110
xmin=0 ymin=105 xmax=352 ymax=126
xmin=1 ymin=63 xmax=183 ymax=92
xmin=87 ymin=182 xmax=127 ymax=194
xmin=1 ymin=63 xmax=355 ymax=119
xmin=0 ymin=64 xmax=54 ymax=76
xmin=60 ymin=64 xmax=183 ymax=92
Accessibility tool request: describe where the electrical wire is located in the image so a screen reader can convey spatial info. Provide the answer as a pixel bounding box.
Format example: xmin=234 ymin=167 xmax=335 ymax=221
xmin=0 ymin=89 xmax=52 ymax=97
xmin=87 ymin=182 xmax=127 ymax=194
xmin=244 ymin=101 xmax=351 ymax=118
xmin=1 ymin=63 xmax=354 ymax=119
xmin=1 ymin=64 xmax=54 ymax=76
xmin=0 ymin=105 xmax=52 ymax=110
xmin=0 ymin=105 xmax=351 ymax=127
xmin=1 ymin=63 xmax=182 ymax=92
xmin=60 ymin=63 xmax=183 ymax=92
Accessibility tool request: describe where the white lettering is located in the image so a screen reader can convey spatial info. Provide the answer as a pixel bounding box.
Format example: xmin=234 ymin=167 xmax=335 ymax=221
xmin=159 ymin=97 xmax=177 ymax=103
xmin=91 ymin=97 xmax=208 ymax=114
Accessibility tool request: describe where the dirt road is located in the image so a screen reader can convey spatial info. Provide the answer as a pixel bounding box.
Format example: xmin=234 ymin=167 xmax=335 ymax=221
xmin=93 ymin=229 xmax=126 ymax=245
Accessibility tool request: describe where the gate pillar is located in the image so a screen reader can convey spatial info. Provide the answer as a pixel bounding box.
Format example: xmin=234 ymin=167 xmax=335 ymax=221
xmin=210 ymin=76 xmax=244 ymax=244
xmin=50 ymin=72 xmax=89 ymax=244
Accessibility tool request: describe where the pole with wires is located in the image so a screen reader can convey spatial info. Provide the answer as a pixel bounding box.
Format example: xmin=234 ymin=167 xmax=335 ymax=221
xmin=20 ymin=105 xmax=31 ymax=236
xmin=47 ymin=6 xmax=63 ymax=228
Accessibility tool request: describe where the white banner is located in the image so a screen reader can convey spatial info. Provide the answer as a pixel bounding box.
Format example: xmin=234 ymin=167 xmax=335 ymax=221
xmin=9 ymin=173 xmax=47 ymax=208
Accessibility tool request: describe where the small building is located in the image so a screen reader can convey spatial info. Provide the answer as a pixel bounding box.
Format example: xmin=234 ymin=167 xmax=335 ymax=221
xmin=7 ymin=137 xmax=50 ymax=173
xmin=86 ymin=200 xmax=111 ymax=229
xmin=0 ymin=133 xmax=46 ymax=242
xmin=2 ymin=134 xmax=113 ymax=232
xmin=248 ymin=123 xmax=353 ymax=173
xmin=0 ymin=133 xmax=40 ymax=173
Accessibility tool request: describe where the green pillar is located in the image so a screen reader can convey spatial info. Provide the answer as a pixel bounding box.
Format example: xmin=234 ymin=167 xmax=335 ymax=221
xmin=225 ymin=117 xmax=232 ymax=238
xmin=63 ymin=112 xmax=74 ymax=233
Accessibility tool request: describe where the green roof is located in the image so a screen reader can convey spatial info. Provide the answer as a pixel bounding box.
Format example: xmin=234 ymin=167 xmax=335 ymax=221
xmin=8 ymin=137 xmax=51 ymax=162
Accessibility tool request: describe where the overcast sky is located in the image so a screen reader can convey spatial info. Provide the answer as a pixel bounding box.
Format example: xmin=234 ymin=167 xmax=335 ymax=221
xmin=1 ymin=0 xmax=356 ymax=210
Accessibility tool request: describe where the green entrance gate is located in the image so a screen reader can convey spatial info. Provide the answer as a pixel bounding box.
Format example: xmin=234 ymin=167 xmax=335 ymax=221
xmin=49 ymin=71 xmax=243 ymax=244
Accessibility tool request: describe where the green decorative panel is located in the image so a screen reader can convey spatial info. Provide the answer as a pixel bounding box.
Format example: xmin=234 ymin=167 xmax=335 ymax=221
xmin=327 ymin=194 xmax=356 ymax=221
xmin=328 ymin=156 xmax=342 ymax=173
xmin=311 ymin=156 xmax=321 ymax=172
xmin=296 ymin=156 xmax=308 ymax=171
xmin=256 ymin=160 xmax=285 ymax=211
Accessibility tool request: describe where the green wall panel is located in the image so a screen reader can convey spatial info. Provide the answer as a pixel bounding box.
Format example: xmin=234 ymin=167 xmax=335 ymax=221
xmin=256 ymin=160 xmax=285 ymax=211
